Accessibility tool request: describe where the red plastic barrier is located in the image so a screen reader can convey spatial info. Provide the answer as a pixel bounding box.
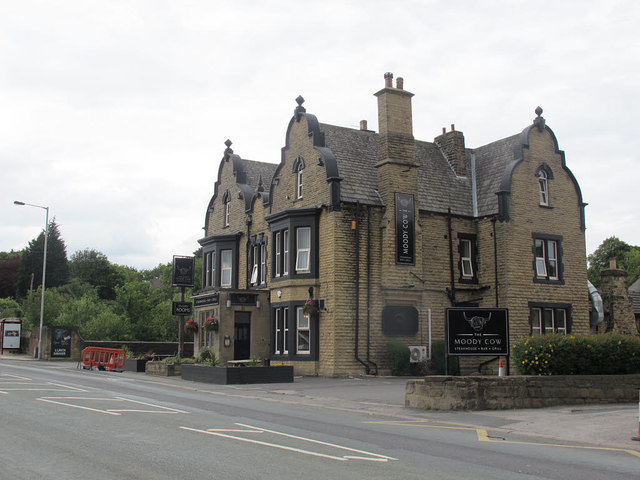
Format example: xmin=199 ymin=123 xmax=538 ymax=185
xmin=81 ymin=347 xmax=126 ymax=371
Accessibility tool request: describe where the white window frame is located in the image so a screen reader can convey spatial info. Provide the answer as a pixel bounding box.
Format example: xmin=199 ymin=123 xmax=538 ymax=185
xmin=283 ymin=307 xmax=289 ymax=354
xmin=221 ymin=249 xmax=232 ymax=287
xmin=275 ymin=232 xmax=281 ymax=277
xmin=532 ymin=307 xmax=567 ymax=335
xmin=296 ymin=306 xmax=310 ymax=354
xmin=205 ymin=252 xmax=212 ymax=287
xmin=275 ymin=308 xmax=282 ymax=355
xmin=460 ymin=239 xmax=473 ymax=278
xmin=260 ymin=243 xmax=267 ymax=284
xmin=535 ymin=238 xmax=558 ymax=280
xmin=283 ymin=229 xmax=289 ymax=276
xmin=224 ymin=201 xmax=230 ymax=227
xmin=250 ymin=245 xmax=259 ymax=285
xmin=295 ymin=227 xmax=311 ymax=273
xmin=538 ymin=170 xmax=549 ymax=206
xmin=297 ymin=169 xmax=303 ymax=199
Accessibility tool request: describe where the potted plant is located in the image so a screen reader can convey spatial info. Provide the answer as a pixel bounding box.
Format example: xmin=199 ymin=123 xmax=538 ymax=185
xmin=181 ymin=349 xmax=293 ymax=385
xmin=145 ymin=355 xmax=184 ymax=376
xmin=302 ymin=299 xmax=319 ymax=316
xmin=184 ymin=318 xmax=198 ymax=333
xmin=203 ymin=316 xmax=219 ymax=332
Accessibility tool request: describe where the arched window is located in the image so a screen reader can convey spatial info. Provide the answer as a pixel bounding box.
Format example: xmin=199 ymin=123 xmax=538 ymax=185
xmin=222 ymin=190 xmax=231 ymax=226
xmin=536 ymin=164 xmax=553 ymax=207
xmin=292 ymin=156 xmax=305 ymax=199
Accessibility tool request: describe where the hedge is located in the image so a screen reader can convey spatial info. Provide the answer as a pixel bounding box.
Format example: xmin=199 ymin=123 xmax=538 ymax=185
xmin=512 ymin=333 xmax=640 ymax=375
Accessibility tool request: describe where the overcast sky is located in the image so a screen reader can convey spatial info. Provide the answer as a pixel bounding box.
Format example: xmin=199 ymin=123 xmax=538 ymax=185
xmin=1 ymin=1 xmax=638 ymax=270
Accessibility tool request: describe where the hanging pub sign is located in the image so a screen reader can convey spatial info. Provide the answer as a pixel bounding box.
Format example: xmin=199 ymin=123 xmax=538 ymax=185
xmin=395 ymin=192 xmax=415 ymax=265
xmin=172 ymin=301 xmax=193 ymax=316
xmin=172 ymin=255 xmax=195 ymax=287
xmin=446 ymin=308 xmax=509 ymax=356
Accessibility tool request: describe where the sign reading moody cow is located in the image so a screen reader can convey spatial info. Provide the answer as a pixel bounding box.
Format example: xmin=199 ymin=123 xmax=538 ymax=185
xmin=446 ymin=308 xmax=509 ymax=356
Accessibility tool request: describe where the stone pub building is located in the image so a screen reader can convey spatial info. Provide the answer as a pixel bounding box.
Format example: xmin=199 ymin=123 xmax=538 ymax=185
xmin=191 ymin=73 xmax=590 ymax=376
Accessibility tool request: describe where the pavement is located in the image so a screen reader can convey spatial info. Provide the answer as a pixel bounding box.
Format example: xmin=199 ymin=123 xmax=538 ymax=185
xmin=2 ymin=352 xmax=639 ymax=452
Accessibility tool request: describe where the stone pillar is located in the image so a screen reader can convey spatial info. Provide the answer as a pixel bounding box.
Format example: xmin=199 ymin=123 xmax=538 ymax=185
xmin=600 ymin=260 xmax=638 ymax=335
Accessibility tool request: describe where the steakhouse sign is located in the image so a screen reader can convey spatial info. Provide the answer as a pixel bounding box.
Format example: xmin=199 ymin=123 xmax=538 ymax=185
xmin=446 ymin=308 xmax=509 ymax=356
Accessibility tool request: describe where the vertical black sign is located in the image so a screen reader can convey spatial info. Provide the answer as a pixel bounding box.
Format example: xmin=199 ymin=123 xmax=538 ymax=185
xmin=172 ymin=255 xmax=195 ymax=287
xmin=51 ymin=327 xmax=72 ymax=358
xmin=395 ymin=193 xmax=415 ymax=265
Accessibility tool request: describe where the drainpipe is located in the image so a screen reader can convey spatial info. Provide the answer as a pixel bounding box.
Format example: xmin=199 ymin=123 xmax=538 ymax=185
xmin=366 ymin=206 xmax=378 ymax=374
xmin=354 ymin=202 xmax=370 ymax=373
xmin=447 ymin=208 xmax=456 ymax=306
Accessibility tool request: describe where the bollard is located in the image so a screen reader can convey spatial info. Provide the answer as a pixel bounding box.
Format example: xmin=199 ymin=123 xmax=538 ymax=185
xmin=633 ymin=391 xmax=640 ymax=441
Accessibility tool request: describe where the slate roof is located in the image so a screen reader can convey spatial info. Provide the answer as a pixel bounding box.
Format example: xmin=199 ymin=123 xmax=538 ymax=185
xmin=242 ymin=159 xmax=278 ymax=193
xmin=473 ymin=135 xmax=521 ymax=217
xmin=320 ymin=122 xmax=519 ymax=217
xmin=320 ymin=123 xmax=382 ymax=206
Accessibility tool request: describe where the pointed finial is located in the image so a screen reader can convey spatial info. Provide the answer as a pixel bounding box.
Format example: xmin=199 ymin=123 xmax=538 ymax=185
xmin=224 ymin=139 xmax=233 ymax=157
xmin=295 ymin=95 xmax=306 ymax=120
xmin=256 ymin=175 xmax=264 ymax=193
xmin=533 ymin=106 xmax=545 ymax=132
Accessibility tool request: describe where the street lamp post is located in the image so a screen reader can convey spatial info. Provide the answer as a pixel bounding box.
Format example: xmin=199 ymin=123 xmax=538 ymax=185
xmin=14 ymin=201 xmax=49 ymax=360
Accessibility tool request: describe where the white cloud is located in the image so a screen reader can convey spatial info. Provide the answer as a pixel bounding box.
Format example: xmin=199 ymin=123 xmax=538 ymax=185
xmin=1 ymin=0 xmax=638 ymax=269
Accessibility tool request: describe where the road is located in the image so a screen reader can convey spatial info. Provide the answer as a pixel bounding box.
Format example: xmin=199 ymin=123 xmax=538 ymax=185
xmin=1 ymin=360 xmax=638 ymax=479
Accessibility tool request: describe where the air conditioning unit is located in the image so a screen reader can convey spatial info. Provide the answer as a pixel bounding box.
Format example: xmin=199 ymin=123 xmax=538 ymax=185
xmin=408 ymin=345 xmax=427 ymax=363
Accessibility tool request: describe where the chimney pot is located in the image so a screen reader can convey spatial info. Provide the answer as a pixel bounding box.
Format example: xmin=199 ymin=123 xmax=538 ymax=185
xmin=384 ymin=72 xmax=393 ymax=88
xmin=451 ymin=124 xmax=455 ymax=131
xmin=442 ymin=127 xmax=446 ymax=134
xmin=396 ymin=77 xmax=404 ymax=90
xmin=360 ymin=120 xmax=368 ymax=131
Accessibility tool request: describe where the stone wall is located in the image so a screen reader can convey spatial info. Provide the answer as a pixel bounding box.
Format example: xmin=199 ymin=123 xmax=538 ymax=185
xmin=405 ymin=375 xmax=640 ymax=410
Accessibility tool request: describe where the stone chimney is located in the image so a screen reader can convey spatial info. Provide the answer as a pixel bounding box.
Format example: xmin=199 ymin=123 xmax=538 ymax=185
xmin=600 ymin=263 xmax=638 ymax=335
xmin=374 ymin=72 xmax=416 ymax=167
xmin=435 ymin=124 xmax=467 ymax=176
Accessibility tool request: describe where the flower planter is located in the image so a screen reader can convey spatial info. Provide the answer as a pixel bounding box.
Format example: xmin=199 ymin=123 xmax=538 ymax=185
xmin=124 ymin=358 xmax=148 ymax=372
xmin=145 ymin=361 xmax=181 ymax=377
xmin=181 ymin=364 xmax=294 ymax=385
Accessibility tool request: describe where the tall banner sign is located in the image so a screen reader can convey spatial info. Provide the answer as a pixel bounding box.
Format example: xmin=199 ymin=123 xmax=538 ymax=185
xmin=172 ymin=255 xmax=195 ymax=287
xmin=395 ymin=192 xmax=415 ymax=265
xmin=446 ymin=308 xmax=509 ymax=356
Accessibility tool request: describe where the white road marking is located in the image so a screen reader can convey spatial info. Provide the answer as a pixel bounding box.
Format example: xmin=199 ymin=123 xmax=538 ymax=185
xmin=180 ymin=423 xmax=397 ymax=462
xmin=37 ymin=396 xmax=189 ymax=415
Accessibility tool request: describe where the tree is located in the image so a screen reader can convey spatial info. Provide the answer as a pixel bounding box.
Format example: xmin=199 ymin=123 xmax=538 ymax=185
xmin=16 ymin=220 xmax=69 ymax=297
xmin=0 ymin=252 xmax=21 ymax=298
xmin=587 ymin=236 xmax=640 ymax=288
xmin=69 ymin=249 xmax=120 ymax=300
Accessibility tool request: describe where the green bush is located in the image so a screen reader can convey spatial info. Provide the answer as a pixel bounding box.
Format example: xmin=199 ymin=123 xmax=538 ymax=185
xmin=512 ymin=333 xmax=640 ymax=375
xmin=197 ymin=348 xmax=220 ymax=366
xmin=387 ymin=340 xmax=410 ymax=375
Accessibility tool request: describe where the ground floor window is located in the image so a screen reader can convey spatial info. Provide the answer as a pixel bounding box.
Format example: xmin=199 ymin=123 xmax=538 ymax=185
xmin=530 ymin=305 xmax=570 ymax=335
xmin=198 ymin=310 xmax=215 ymax=348
xmin=272 ymin=302 xmax=316 ymax=360
xmin=296 ymin=307 xmax=310 ymax=354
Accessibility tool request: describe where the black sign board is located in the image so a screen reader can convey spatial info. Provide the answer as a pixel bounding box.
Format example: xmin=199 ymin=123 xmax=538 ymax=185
xmin=51 ymin=327 xmax=72 ymax=358
xmin=172 ymin=301 xmax=193 ymax=316
xmin=446 ymin=308 xmax=509 ymax=356
xmin=395 ymin=193 xmax=415 ymax=265
xmin=193 ymin=293 xmax=219 ymax=307
xmin=172 ymin=256 xmax=195 ymax=287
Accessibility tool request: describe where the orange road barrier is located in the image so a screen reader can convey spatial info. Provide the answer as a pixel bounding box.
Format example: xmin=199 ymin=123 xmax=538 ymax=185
xmin=633 ymin=391 xmax=640 ymax=442
xmin=80 ymin=347 xmax=126 ymax=371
